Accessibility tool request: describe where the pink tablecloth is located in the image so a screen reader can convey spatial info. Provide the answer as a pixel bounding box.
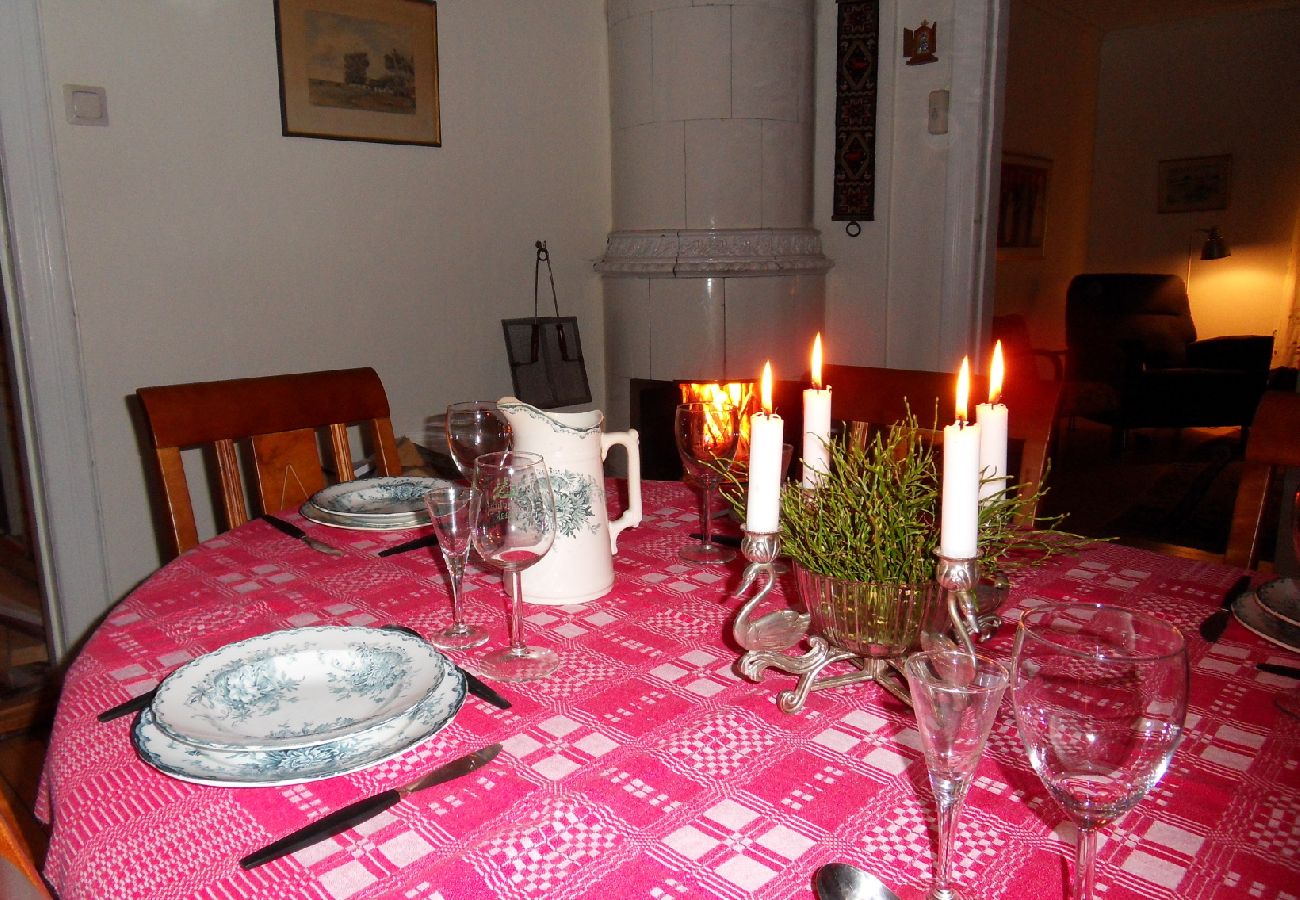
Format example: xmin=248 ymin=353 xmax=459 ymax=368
xmin=39 ymin=481 xmax=1300 ymax=899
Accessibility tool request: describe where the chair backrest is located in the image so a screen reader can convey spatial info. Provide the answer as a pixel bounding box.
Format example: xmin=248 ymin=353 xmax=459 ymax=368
xmin=1065 ymin=274 xmax=1197 ymax=382
xmin=137 ymin=367 xmax=402 ymax=558
xmin=1225 ymin=390 xmax=1300 ymax=569
xmin=0 ymin=783 xmax=48 ymax=899
xmin=822 ymin=363 xmax=1062 ymax=527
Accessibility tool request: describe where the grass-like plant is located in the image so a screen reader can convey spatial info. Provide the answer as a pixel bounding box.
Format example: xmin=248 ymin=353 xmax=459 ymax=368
xmin=717 ymin=410 xmax=1090 ymax=584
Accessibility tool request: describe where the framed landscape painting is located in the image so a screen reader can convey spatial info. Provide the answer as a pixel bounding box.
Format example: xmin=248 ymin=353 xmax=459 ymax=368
xmin=274 ymin=0 xmax=440 ymax=146
xmin=1157 ymin=155 xmax=1230 ymax=213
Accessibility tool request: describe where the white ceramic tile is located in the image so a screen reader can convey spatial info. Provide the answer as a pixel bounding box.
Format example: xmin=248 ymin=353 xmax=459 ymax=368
xmin=653 ymin=6 xmax=731 ymax=122
xmin=722 ymin=275 xmax=822 ymax=381
xmin=629 ymin=0 xmax=693 ymax=16
xmin=685 ymin=119 xmax=763 ymax=229
xmin=604 ymin=277 xmax=653 ymax=379
xmin=715 ymin=0 xmax=810 ymax=11
xmin=609 ymin=15 xmax=654 ymax=129
xmin=648 ymin=277 xmax=726 ymax=380
xmin=732 ymin=5 xmax=807 ymax=122
xmin=761 ymin=120 xmax=812 ymax=227
xmin=612 ymin=122 xmax=686 ymax=230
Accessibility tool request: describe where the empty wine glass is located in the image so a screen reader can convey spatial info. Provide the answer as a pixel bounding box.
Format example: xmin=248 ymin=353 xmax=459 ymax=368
xmin=422 ymin=485 xmax=488 ymax=650
xmin=1011 ymin=603 xmax=1188 ymax=900
xmin=472 ymin=450 xmax=559 ymax=681
xmin=445 ymin=401 xmax=512 ymax=480
xmin=675 ymin=401 xmax=740 ymax=564
xmin=904 ymin=650 xmax=1009 ymax=900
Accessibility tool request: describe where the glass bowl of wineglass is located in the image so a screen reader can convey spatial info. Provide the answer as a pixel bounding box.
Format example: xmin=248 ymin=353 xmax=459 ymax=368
xmin=445 ymin=401 xmax=512 ymax=480
xmin=1011 ymin=603 xmax=1188 ymax=900
xmin=675 ymin=401 xmax=740 ymax=564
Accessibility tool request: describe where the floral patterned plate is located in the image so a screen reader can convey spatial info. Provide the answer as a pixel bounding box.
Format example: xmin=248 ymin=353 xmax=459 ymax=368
xmin=299 ymin=500 xmax=428 ymax=532
xmin=133 ymin=655 xmax=465 ymax=787
xmin=310 ymin=477 xmax=449 ymax=518
xmin=151 ymin=626 xmax=447 ymax=752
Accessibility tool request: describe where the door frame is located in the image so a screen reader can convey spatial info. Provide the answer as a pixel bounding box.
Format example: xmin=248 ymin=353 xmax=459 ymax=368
xmin=0 ymin=0 xmax=112 ymax=659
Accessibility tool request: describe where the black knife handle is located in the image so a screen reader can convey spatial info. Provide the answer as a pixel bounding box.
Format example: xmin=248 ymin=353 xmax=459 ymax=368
xmin=1258 ymin=662 xmax=1300 ymax=679
xmin=261 ymin=514 xmax=306 ymax=540
xmin=461 ymin=669 xmax=512 ymax=710
xmin=240 ymin=790 xmax=401 ymax=869
xmin=378 ymin=534 xmax=439 ymax=557
xmin=97 ymin=689 xmax=156 ymax=723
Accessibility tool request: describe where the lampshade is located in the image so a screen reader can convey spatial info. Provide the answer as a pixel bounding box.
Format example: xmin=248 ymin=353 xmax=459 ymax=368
xmin=1200 ymin=226 xmax=1230 ymax=261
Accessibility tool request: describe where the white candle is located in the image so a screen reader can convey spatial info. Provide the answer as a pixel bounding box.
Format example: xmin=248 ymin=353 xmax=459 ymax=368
xmin=802 ymin=333 xmax=832 ymax=489
xmin=747 ymin=362 xmax=784 ymax=533
xmin=941 ymin=357 xmax=981 ymax=558
xmin=976 ymin=340 xmax=1009 ymax=505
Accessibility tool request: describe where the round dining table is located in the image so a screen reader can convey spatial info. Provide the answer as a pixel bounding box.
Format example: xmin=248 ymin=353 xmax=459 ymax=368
xmin=37 ymin=480 xmax=1300 ymax=899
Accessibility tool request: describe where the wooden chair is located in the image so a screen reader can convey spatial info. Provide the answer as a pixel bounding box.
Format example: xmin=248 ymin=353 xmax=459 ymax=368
xmin=137 ymin=367 xmax=402 ymax=558
xmin=0 ymin=781 xmax=48 ymax=899
xmin=822 ymin=363 xmax=1063 ymax=527
xmin=1225 ymin=390 xmax=1300 ymax=570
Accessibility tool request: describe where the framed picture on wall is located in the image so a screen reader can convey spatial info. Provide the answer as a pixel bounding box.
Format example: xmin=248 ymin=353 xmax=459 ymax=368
xmin=274 ymin=0 xmax=440 ymax=146
xmin=1157 ymin=155 xmax=1230 ymax=213
xmin=997 ymin=154 xmax=1051 ymax=258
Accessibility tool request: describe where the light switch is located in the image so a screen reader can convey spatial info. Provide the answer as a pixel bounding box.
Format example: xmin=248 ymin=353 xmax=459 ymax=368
xmin=64 ymin=85 xmax=108 ymax=126
xmin=928 ymin=89 xmax=949 ymax=135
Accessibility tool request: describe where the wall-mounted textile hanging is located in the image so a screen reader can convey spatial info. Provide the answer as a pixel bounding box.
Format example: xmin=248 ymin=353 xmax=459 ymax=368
xmin=274 ymin=0 xmax=440 ymax=146
xmin=833 ymin=0 xmax=880 ymax=229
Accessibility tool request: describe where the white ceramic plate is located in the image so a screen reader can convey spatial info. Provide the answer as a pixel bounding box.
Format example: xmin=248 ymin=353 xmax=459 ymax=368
xmin=151 ymin=626 xmax=446 ymax=751
xmin=311 ymin=477 xmax=448 ymax=518
xmin=300 ymin=501 xmax=429 ymax=531
xmin=1256 ymin=577 xmax=1300 ymax=628
xmin=1233 ymin=592 xmax=1300 ymax=654
xmin=133 ymin=657 xmax=465 ymax=787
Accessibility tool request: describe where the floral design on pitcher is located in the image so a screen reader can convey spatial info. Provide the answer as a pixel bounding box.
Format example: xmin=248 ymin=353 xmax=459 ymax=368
xmin=550 ymin=470 xmax=600 ymax=539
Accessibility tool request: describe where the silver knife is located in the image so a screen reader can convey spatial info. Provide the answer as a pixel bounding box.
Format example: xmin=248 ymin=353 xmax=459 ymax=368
xmin=1198 ymin=575 xmax=1252 ymax=643
xmin=240 ymin=744 xmax=502 ymax=869
xmin=261 ymin=514 xmax=344 ymax=556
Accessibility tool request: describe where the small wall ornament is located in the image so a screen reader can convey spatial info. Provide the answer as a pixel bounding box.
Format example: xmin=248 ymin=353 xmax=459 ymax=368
xmin=903 ymin=20 xmax=938 ymax=65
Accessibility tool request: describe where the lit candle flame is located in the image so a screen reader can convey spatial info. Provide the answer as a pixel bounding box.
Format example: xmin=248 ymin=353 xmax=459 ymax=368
xmin=760 ymin=362 xmax=773 ymax=415
xmin=811 ymin=333 xmax=824 ymax=389
xmin=989 ymin=340 xmax=1004 ymax=405
xmin=956 ymin=357 xmax=970 ymax=424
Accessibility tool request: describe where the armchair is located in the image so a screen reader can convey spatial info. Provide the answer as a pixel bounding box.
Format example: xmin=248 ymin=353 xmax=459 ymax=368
xmin=1063 ymin=274 xmax=1273 ymax=451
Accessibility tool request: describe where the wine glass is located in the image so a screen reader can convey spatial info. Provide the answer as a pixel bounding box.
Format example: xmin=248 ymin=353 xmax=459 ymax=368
xmin=675 ymin=401 xmax=740 ymax=564
xmin=1011 ymin=603 xmax=1188 ymax=900
xmin=445 ymin=401 xmax=512 ymax=480
xmin=903 ymin=650 xmax=1009 ymax=900
xmin=472 ymin=450 xmax=560 ymax=681
xmin=422 ymin=485 xmax=488 ymax=650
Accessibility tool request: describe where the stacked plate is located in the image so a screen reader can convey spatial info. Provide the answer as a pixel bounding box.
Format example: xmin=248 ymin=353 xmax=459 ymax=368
xmin=132 ymin=626 xmax=465 ymax=786
xmin=300 ymin=476 xmax=450 ymax=531
xmin=1233 ymin=577 xmax=1300 ymax=652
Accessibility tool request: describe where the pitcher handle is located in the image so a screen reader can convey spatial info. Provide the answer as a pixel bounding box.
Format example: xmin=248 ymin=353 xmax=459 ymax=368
xmin=601 ymin=429 xmax=642 ymax=553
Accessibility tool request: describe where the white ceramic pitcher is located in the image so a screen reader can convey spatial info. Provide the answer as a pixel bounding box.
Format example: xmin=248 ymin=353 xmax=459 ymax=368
xmin=497 ymin=397 xmax=642 ymax=604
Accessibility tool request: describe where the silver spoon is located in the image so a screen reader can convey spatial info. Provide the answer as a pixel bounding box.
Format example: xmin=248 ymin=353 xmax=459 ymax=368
xmin=815 ymin=864 xmax=901 ymax=900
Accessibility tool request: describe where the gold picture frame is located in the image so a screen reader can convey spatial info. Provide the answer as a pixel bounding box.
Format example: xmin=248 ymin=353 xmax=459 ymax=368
xmin=274 ymin=0 xmax=440 ymax=146
xmin=1157 ymin=155 xmax=1230 ymax=213
xmin=997 ymin=154 xmax=1051 ymax=258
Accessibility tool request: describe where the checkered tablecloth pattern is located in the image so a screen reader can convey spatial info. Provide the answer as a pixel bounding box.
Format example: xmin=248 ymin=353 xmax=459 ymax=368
xmin=38 ymin=481 xmax=1300 ymax=899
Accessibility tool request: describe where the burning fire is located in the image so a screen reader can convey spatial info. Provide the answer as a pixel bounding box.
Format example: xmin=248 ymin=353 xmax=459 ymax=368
xmin=680 ymin=381 xmax=755 ymax=460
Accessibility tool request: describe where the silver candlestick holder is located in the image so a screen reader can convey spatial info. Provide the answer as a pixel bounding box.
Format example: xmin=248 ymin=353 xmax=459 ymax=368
xmin=933 ymin=552 xmax=1003 ymax=655
xmin=732 ymin=527 xmax=916 ymax=713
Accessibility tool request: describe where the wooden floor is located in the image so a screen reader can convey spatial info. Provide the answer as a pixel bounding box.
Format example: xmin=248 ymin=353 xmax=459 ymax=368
xmin=0 ymin=723 xmax=50 ymax=867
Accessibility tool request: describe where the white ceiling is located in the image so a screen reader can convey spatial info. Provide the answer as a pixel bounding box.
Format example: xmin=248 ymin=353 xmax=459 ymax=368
xmin=1036 ymin=0 xmax=1299 ymax=31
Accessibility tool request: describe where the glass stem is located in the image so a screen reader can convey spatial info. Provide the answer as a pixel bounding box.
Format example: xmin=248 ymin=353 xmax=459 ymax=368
xmin=698 ymin=479 xmax=714 ymax=547
xmin=445 ymin=554 xmax=467 ymax=631
xmin=1074 ymin=826 xmax=1097 ymax=900
xmin=930 ymin=776 xmax=968 ymax=900
xmin=506 ymin=570 xmax=526 ymax=653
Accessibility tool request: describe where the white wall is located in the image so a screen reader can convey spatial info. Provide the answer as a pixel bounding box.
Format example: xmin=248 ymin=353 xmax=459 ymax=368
xmin=993 ymin=0 xmax=1100 ymax=349
xmin=36 ymin=0 xmax=610 ymax=626
xmin=816 ymin=0 xmax=964 ymax=371
xmin=1086 ymin=6 xmax=1300 ymax=346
